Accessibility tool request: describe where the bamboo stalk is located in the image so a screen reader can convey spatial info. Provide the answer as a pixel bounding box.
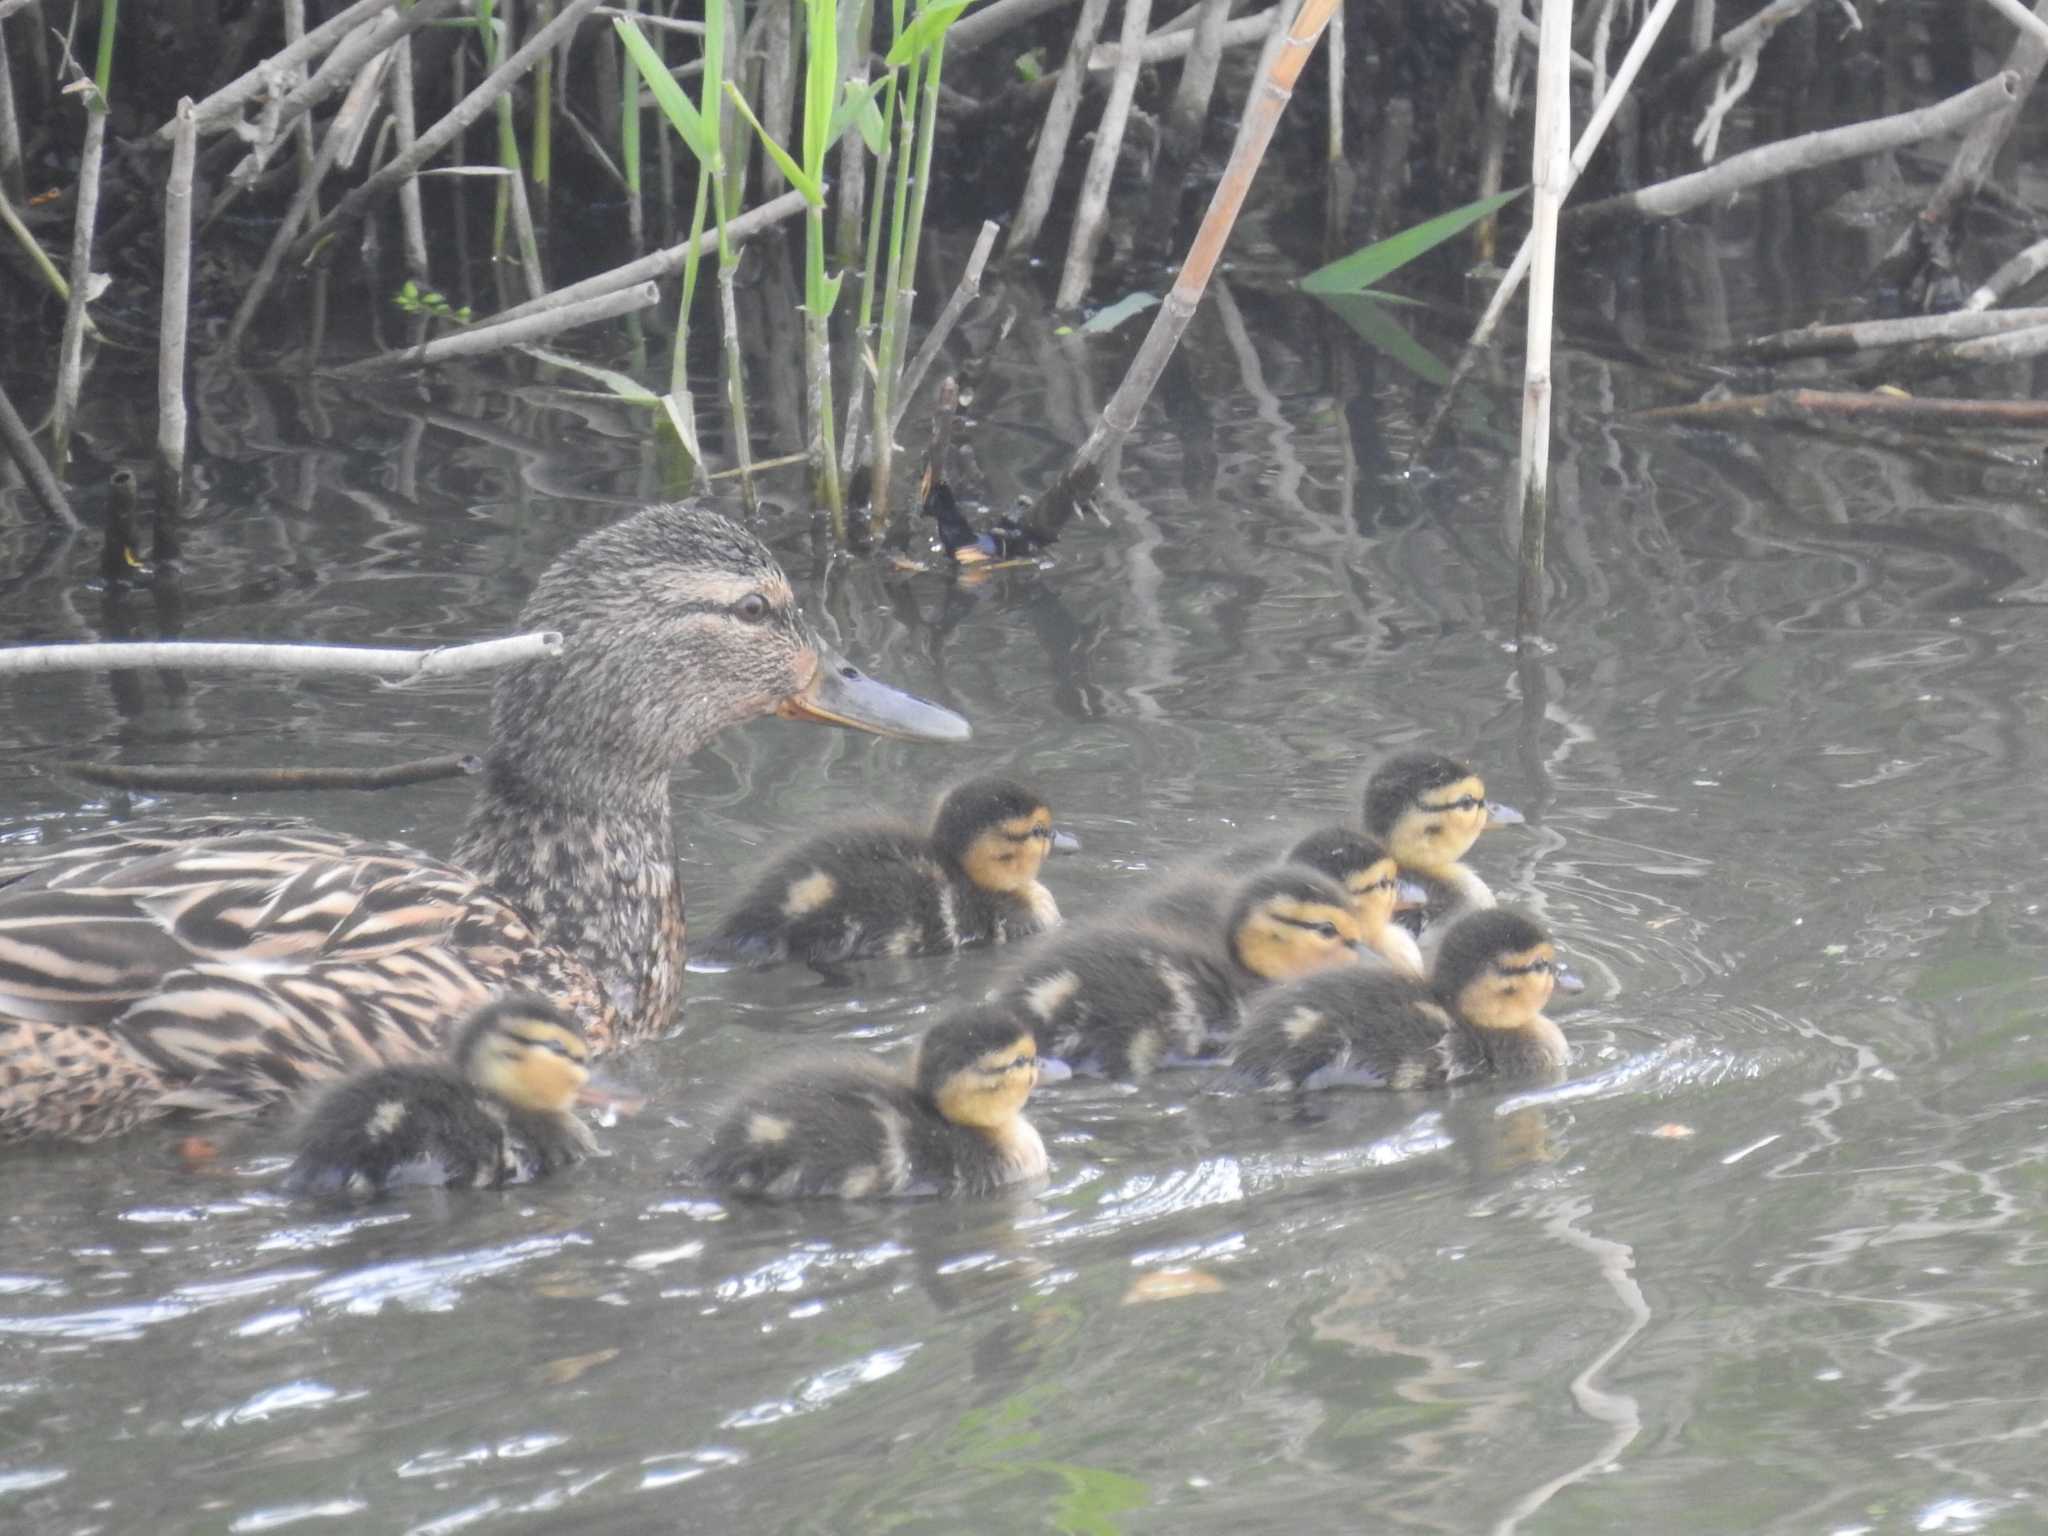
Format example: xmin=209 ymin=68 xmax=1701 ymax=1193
xmin=329 ymin=280 xmax=661 ymax=375
xmin=291 ymin=0 xmax=603 ymax=265
xmin=1033 ymin=0 xmax=1339 ymax=524
xmin=1513 ymin=0 xmax=1570 ymax=645
xmin=0 ymin=379 xmax=79 ymax=529
xmin=1056 ymin=0 xmax=1153 ymax=308
xmin=157 ymin=98 xmax=196 ymax=506
xmin=156 ymin=0 xmax=400 ymax=138
xmin=1007 ymin=0 xmax=1114 ymax=254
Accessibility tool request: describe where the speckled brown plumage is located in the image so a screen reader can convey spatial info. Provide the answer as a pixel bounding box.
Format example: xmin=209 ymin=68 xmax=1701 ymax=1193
xmin=0 ymin=503 xmax=965 ymax=1143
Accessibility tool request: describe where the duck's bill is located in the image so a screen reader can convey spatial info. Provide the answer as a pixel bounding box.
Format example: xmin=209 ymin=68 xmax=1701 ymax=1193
xmin=1552 ymin=963 xmax=1586 ymax=994
xmin=1485 ymin=800 xmax=1525 ymax=828
xmin=1050 ymin=828 xmax=1083 ymax=855
xmin=575 ymin=1076 xmax=647 ymax=1115
xmin=1033 ymin=1056 xmax=1075 ymax=1083
xmin=1395 ymin=878 xmax=1431 ymax=908
xmin=779 ymin=641 xmax=971 ymax=742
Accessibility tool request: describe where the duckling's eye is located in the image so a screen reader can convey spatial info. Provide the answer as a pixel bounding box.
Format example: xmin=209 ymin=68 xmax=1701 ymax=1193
xmin=735 ymin=593 xmax=773 ymax=624
xmin=1315 ymin=922 xmax=1340 ymax=940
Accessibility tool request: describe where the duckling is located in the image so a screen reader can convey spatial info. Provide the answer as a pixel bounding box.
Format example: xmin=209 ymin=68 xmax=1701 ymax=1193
xmin=1002 ymin=866 xmax=1365 ymax=1080
xmin=1226 ymin=909 xmax=1583 ymax=1092
xmin=705 ymin=777 xmax=1067 ymax=975
xmin=283 ymin=996 xmax=618 ymax=1196
xmin=1276 ymin=827 xmax=1427 ymax=976
xmin=694 ymin=1004 xmax=1047 ymax=1200
xmin=0 ymin=502 xmax=969 ymax=1144
xmin=1363 ymin=751 xmax=1523 ymax=950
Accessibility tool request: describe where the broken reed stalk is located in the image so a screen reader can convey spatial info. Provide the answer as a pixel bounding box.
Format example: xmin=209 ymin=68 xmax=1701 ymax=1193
xmin=1056 ymin=0 xmax=1153 ymax=309
xmin=156 ymin=0 xmax=399 ymax=139
xmin=391 ymin=35 xmax=431 ymax=281
xmin=1007 ymin=0 xmax=1114 ymax=253
xmin=51 ymin=39 xmax=112 ymax=477
xmin=0 ymin=632 xmax=562 ymax=680
xmin=1513 ymin=0 xmax=1571 ymax=646
xmin=1965 ymin=238 xmax=2048 ymax=310
xmin=1476 ymin=0 xmax=1520 ymax=264
xmin=328 ymin=280 xmax=661 ymax=375
xmin=1033 ymin=0 xmax=1338 ymax=525
xmin=0 ymin=11 xmax=23 ymax=206
xmin=157 ymin=98 xmax=196 ymax=506
xmin=291 ymin=0 xmax=603 ymax=265
xmin=1737 ymin=307 xmax=2048 ymax=360
xmin=70 ymin=754 xmax=480 ymax=794
xmin=1636 ymin=390 xmax=2048 ymax=428
xmin=0 ymin=379 xmax=79 ymax=529
xmin=891 ymin=219 xmax=998 ymax=439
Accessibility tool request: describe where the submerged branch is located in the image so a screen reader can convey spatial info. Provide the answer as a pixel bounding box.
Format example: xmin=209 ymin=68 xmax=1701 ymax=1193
xmin=69 ymin=755 xmax=481 ymax=793
xmin=1636 ymin=390 xmax=2048 ymax=427
xmin=1736 ymin=307 xmax=2048 ymax=361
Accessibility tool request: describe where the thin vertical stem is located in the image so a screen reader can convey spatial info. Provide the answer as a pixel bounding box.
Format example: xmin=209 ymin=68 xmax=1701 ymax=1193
xmin=157 ymin=97 xmax=196 ymax=506
xmin=1055 ymin=0 xmax=1152 ymax=308
xmin=532 ymin=0 xmax=555 ymax=242
xmin=620 ymin=0 xmax=645 ymax=251
xmin=52 ymin=104 xmax=107 ymax=475
xmin=0 ymin=8 xmax=29 ymax=207
xmin=392 ymin=34 xmax=430 ymax=281
xmin=1514 ymin=0 xmax=1572 ymax=644
xmin=1008 ymin=0 xmax=1112 ymax=253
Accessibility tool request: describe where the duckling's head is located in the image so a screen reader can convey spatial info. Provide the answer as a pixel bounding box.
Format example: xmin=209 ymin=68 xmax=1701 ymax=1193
xmin=456 ymin=995 xmax=592 ymax=1115
xmin=1431 ymin=910 xmax=1577 ymax=1031
xmin=486 ymin=504 xmax=969 ymax=799
xmin=1363 ymin=751 xmax=1513 ymax=876
xmin=915 ymin=1004 xmax=1041 ymax=1129
xmin=1226 ymin=867 xmax=1366 ymax=981
xmin=931 ymin=778 xmax=1058 ymax=894
xmin=1283 ymin=826 xmax=1404 ymax=937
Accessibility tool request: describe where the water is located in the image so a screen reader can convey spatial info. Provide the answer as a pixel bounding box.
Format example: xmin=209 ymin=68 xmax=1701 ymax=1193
xmin=7 ymin=248 xmax=2048 ymax=1532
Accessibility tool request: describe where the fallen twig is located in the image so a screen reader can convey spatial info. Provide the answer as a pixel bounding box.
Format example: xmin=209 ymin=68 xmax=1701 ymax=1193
xmin=0 ymin=633 xmax=563 ymax=680
xmin=329 ymin=281 xmax=661 ymax=376
xmin=0 ymin=378 xmax=79 ymax=529
xmin=1736 ymin=307 xmax=2048 ymax=361
xmin=1636 ymin=390 xmax=2048 ymax=428
xmin=69 ymin=754 xmax=481 ymax=793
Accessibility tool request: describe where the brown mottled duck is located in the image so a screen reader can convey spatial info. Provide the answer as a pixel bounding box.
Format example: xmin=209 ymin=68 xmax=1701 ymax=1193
xmin=0 ymin=504 xmax=967 ymax=1143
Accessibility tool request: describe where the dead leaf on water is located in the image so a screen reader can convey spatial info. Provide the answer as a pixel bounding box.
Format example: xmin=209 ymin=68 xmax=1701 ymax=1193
xmin=537 ymin=1348 xmax=620 ymax=1387
xmin=1649 ymin=1123 xmax=1696 ymax=1139
xmin=1122 ymin=1268 xmax=1225 ymax=1305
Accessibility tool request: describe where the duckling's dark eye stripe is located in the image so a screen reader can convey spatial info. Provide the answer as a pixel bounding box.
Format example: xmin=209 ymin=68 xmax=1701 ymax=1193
xmin=1422 ymin=795 xmax=1486 ymax=813
xmin=1494 ymin=960 xmax=1556 ymax=977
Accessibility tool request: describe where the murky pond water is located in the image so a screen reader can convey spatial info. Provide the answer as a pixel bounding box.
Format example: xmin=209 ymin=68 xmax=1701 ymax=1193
xmin=7 ymin=229 xmax=2048 ymax=1532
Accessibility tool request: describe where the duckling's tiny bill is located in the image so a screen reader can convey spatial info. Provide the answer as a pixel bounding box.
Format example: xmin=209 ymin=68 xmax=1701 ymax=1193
xmin=777 ymin=640 xmax=971 ymax=743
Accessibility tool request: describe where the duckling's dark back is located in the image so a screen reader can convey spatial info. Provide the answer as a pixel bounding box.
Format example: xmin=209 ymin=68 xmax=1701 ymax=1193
xmin=708 ymin=825 xmax=941 ymax=965
xmin=1000 ymin=920 xmax=1240 ymax=1078
xmin=1227 ymin=968 xmax=1481 ymax=1092
xmin=283 ymin=1062 xmax=517 ymax=1196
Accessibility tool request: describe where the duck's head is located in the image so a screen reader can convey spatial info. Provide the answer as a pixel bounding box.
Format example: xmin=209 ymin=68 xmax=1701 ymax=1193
xmin=1226 ymin=867 xmax=1366 ymax=981
xmin=930 ymin=778 xmax=1063 ymax=894
xmin=916 ymin=1004 xmax=1042 ymax=1129
xmin=1363 ymin=751 xmax=1519 ymax=877
xmin=1430 ymin=910 xmax=1583 ymax=1031
xmin=456 ymin=995 xmax=601 ymax=1115
xmin=487 ymin=504 xmax=969 ymax=798
xmin=1281 ymin=826 xmax=1419 ymax=939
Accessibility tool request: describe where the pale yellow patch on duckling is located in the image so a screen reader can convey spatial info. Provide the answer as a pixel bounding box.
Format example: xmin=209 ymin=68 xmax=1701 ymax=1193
xmin=1233 ymin=896 xmax=1364 ymax=982
xmin=366 ymin=1100 xmax=407 ymax=1138
xmin=1385 ymin=774 xmax=1492 ymax=879
xmin=1024 ymin=969 xmax=1081 ymax=1021
xmin=1279 ymin=1006 xmax=1325 ymax=1042
xmin=748 ymin=1112 xmax=792 ymax=1144
xmin=780 ymin=871 xmax=837 ymax=918
xmin=959 ymin=808 xmax=1056 ymax=895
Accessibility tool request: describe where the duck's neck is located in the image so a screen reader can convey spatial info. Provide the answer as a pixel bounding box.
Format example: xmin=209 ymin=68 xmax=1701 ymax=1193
xmin=454 ymin=754 xmax=684 ymax=1046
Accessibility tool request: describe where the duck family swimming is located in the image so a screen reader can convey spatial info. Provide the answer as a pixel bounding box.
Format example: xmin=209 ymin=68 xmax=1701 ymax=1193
xmin=0 ymin=504 xmax=967 ymax=1144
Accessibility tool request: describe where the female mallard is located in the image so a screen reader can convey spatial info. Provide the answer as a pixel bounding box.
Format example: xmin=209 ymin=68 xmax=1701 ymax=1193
xmin=284 ymin=994 xmax=625 ymax=1197
xmin=694 ymin=1003 xmax=1048 ymax=1200
xmin=0 ymin=504 xmax=967 ymax=1143
xmin=704 ymin=776 xmax=1069 ymax=974
xmin=1226 ymin=908 xmax=1583 ymax=1092
xmin=1363 ymin=751 xmax=1522 ymax=950
xmin=1001 ymin=866 xmax=1365 ymax=1080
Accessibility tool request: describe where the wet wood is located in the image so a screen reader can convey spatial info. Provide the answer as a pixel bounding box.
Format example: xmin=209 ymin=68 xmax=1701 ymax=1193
xmin=1636 ymin=390 xmax=2048 ymax=428
xmin=69 ymin=755 xmax=482 ymax=793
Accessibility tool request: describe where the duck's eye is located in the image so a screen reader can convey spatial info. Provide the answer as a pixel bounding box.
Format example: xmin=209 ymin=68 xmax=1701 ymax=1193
xmin=735 ymin=593 xmax=772 ymax=624
xmin=1316 ymin=922 xmax=1339 ymax=940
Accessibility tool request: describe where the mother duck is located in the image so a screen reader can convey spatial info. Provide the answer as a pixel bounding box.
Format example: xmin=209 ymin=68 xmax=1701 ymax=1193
xmin=0 ymin=504 xmax=967 ymax=1142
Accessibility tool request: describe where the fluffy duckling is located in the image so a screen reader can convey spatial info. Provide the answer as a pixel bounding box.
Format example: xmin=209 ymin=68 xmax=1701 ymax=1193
xmin=1277 ymin=827 xmax=1427 ymax=976
xmin=694 ymin=1004 xmax=1047 ymax=1200
xmin=1226 ymin=909 xmax=1582 ymax=1092
xmin=283 ymin=996 xmax=620 ymax=1196
xmin=1003 ymin=866 xmax=1365 ymax=1080
xmin=1363 ymin=751 xmax=1523 ymax=949
xmin=706 ymin=778 xmax=1067 ymax=975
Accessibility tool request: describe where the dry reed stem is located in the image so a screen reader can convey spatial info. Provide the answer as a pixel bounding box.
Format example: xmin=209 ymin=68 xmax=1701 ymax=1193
xmin=1513 ymin=0 xmax=1571 ymax=644
xmin=330 ymin=280 xmax=661 ymax=376
xmin=391 ymin=35 xmax=430 ymax=281
xmin=892 ymin=219 xmax=998 ymax=438
xmin=1965 ymin=239 xmax=2048 ymax=311
xmin=1739 ymin=308 xmax=2048 ymax=360
xmin=51 ymin=105 xmax=105 ymax=475
xmin=0 ymin=379 xmax=78 ymax=528
xmin=0 ymin=633 xmax=562 ymax=680
xmin=1006 ymin=0 xmax=1113 ymax=255
xmin=159 ymin=0 xmax=398 ymax=138
xmin=0 ymin=13 xmax=24 ymax=205
xmin=157 ymin=98 xmax=196 ymax=503
xmin=1056 ymin=0 xmax=1154 ymax=309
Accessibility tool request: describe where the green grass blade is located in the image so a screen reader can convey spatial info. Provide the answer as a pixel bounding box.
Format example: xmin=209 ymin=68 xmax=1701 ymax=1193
xmin=887 ymin=0 xmax=971 ymax=65
xmin=615 ymin=17 xmax=712 ymax=163
xmin=1299 ymin=187 xmax=1525 ymax=296
xmin=724 ymin=82 xmax=820 ymax=204
xmin=1315 ymin=293 xmax=1452 ymax=387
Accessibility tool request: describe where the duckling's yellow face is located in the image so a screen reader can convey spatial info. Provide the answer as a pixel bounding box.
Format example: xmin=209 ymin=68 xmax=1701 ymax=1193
xmin=1386 ymin=774 xmax=1490 ymax=874
xmin=933 ymin=1034 xmax=1040 ymax=1129
xmin=1343 ymin=856 xmax=1403 ymax=937
xmin=1453 ymin=943 xmax=1560 ymax=1031
xmin=959 ymin=807 xmax=1056 ymax=894
xmin=473 ymin=1017 xmax=591 ymax=1114
xmin=1235 ymin=895 xmax=1365 ymax=981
